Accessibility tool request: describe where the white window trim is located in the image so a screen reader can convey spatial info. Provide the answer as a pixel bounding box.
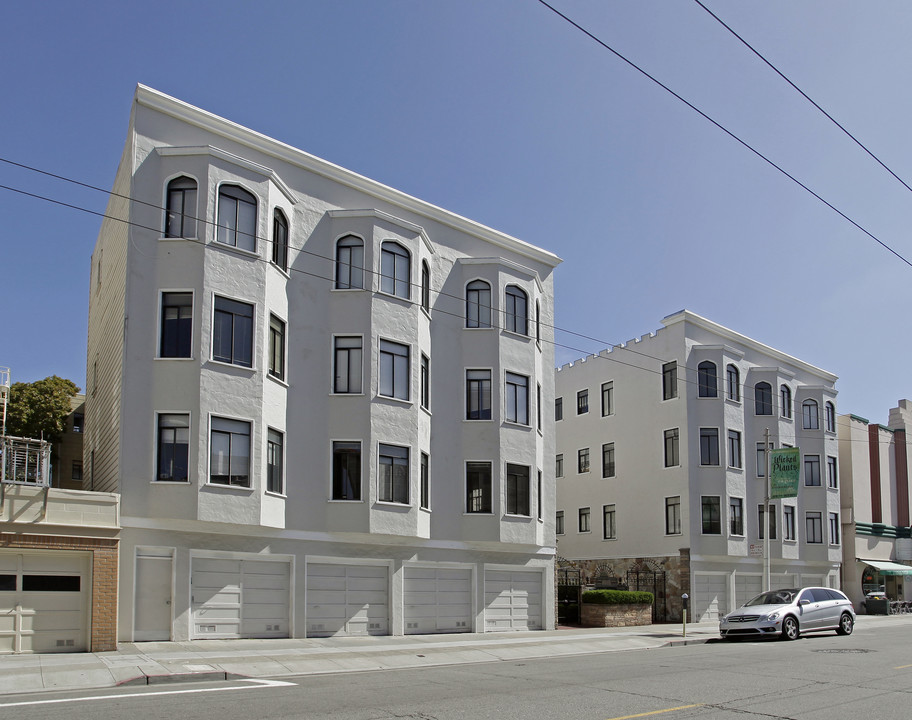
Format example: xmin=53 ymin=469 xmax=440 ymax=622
xmin=152 ymin=410 xmax=193 ymax=485
xmin=464 ymin=459 xmax=495 ymax=516
xmin=161 ymin=172 xmax=201 ymax=241
xmin=209 ymin=291 xmax=258 ymax=372
xmin=205 ymin=412 xmax=256 ymax=492
xmin=331 ymin=333 xmax=365 ymax=396
xmin=156 ymin=288 xmax=196 ymax=361
xmin=377 ymin=336 xmax=411 ymax=404
xmin=329 ymin=437 xmax=364 ymax=503
xmin=212 ymin=181 xmax=261 ymax=258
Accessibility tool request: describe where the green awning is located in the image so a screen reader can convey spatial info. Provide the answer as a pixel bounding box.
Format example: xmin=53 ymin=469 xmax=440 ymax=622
xmin=859 ymin=559 xmax=912 ymax=576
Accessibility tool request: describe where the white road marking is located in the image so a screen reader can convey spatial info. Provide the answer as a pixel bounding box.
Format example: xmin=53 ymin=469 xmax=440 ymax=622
xmin=0 ymin=678 xmax=296 ymax=708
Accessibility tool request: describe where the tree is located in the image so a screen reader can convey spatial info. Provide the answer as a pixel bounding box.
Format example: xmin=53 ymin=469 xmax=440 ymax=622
xmin=3 ymin=376 xmax=80 ymax=443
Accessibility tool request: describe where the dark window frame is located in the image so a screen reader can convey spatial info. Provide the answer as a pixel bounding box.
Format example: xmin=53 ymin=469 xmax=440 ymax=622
xmin=165 ymin=175 xmax=197 ymax=239
xmin=335 ymin=235 xmax=364 ymax=290
xmin=216 ymin=184 xmax=257 ymax=252
xmin=271 ymin=209 xmax=289 ymax=272
xmin=466 ymin=461 xmax=492 ymax=513
xmin=698 ymin=361 xmax=718 ymax=398
xmin=212 ymin=295 xmax=254 ymax=368
xmin=157 ymin=413 xmax=190 ymax=482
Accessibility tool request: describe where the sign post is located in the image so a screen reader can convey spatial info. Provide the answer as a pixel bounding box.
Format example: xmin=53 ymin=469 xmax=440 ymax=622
xmin=765 ymin=444 xmax=801 ymax=591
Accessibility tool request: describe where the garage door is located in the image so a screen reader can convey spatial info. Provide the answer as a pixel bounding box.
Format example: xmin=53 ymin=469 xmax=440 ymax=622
xmin=693 ymin=573 xmax=729 ymax=622
xmin=404 ymin=566 xmax=472 ymax=634
xmin=306 ymin=563 xmax=388 ymax=637
xmin=484 ymin=569 xmax=542 ymax=631
xmin=0 ymin=551 xmax=89 ymax=654
xmin=191 ymin=557 xmax=290 ymax=639
xmin=734 ymin=575 xmax=762 ymax=609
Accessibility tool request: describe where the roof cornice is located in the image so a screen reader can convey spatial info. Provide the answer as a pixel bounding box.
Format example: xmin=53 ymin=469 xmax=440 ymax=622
xmin=663 ymin=309 xmax=837 ymax=383
xmin=135 ymin=85 xmax=561 ymax=269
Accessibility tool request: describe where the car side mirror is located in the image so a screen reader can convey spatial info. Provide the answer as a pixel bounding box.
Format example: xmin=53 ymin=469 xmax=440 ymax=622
xmin=799 ymin=599 xmax=810 ymax=606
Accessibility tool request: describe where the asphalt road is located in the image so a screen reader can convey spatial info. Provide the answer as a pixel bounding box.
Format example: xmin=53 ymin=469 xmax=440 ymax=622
xmin=2 ymin=621 xmax=909 ymax=720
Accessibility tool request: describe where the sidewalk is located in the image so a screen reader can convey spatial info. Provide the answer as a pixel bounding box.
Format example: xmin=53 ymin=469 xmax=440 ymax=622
xmin=4 ymin=615 xmax=909 ymax=697
xmin=0 ymin=621 xmax=719 ymax=695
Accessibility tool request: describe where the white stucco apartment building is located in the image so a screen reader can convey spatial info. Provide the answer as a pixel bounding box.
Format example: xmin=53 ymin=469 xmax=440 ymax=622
xmin=85 ymin=86 xmax=560 ymax=642
xmin=838 ymin=401 xmax=912 ymax=610
xmin=555 ymin=311 xmax=841 ymax=622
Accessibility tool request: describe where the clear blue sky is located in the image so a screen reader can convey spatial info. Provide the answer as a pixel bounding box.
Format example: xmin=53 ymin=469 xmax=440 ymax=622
xmin=2 ymin=1 xmax=910 ymax=425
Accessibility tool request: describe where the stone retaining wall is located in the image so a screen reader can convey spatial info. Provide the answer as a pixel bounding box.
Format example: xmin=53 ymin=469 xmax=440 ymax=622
xmin=581 ymin=602 xmax=652 ymax=627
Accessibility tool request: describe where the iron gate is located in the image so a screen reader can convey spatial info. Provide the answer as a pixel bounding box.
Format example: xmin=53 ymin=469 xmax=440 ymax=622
xmin=626 ymin=561 xmax=667 ymax=622
xmin=556 ymin=558 xmax=581 ymax=624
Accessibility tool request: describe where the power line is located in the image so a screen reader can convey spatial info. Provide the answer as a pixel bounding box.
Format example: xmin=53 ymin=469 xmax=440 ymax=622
xmin=535 ymin=0 xmax=912 ymax=269
xmin=0 ymin=155 xmax=683 ymax=370
xmin=693 ymin=0 xmax=912 ymax=199
xmin=4 ymin=176 xmax=895 ymax=445
xmin=0 ymin=161 xmax=841 ymax=407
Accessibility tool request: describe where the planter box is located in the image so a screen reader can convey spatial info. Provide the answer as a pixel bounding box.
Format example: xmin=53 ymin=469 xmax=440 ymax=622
xmin=581 ymin=602 xmax=652 ymax=627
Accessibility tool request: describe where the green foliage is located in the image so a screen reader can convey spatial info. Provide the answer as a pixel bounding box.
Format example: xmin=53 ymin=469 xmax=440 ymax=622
xmin=582 ymin=589 xmax=654 ymax=605
xmin=4 ymin=376 xmax=80 ymax=443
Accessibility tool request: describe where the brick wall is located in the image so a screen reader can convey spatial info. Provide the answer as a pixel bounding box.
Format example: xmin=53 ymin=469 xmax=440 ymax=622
xmin=0 ymin=534 xmax=119 ymax=652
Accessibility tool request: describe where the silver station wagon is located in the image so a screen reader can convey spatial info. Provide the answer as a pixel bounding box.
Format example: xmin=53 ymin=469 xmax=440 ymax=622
xmin=720 ymin=587 xmax=856 ymax=641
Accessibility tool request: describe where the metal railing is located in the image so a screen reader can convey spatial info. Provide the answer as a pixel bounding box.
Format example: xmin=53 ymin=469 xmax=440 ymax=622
xmin=1 ymin=435 xmax=51 ymax=486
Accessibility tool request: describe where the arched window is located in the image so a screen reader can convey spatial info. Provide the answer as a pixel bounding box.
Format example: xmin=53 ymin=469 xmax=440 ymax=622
xmin=803 ymin=399 xmax=819 ymax=429
xmin=726 ymin=364 xmax=740 ymax=401
xmin=504 ymin=285 xmax=528 ymax=335
xmin=825 ymin=402 xmax=836 ymax=432
xmin=536 ymin=301 xmax=541 ymax=342
xmin=421 ymin=260 xmax=431 ymax=312
xmin=272 ymin=209 xmax=288 ymax=272
xmin=335 ymin=235 xmax=364 ymax=289
xmin=466 ymin=280 xmax=491 ymax=328
xmin=165 ymin=176 xmax=197 ymax=238
xmin=698 ymin=361 xmax=718 ymax=398
xmin=780 ymin=385 xmax=792 ymax=419
xmin=216 ymin=184 xmax=257 ymax=251
xmin=755 ymin=382 xmax=772 ymax=415
xmin=380 ymin=241 xmax=410 ymax=298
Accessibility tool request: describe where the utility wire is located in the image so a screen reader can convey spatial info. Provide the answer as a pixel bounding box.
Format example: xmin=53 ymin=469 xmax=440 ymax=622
xmin=535 ymin=0 xmax=912 ymax=269
xmin=0 ymin=176 xmax=814 ymax=408
xmin=2 ymin=179 xmax=896 ymax=446
xmin=0 ymin=155 xmax=683 ymax=370
xmin=693 ymin=0 xmax=912 ymax=198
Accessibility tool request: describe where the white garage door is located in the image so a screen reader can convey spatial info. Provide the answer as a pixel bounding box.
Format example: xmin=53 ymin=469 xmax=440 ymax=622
xmin=734 ymin=575 xmax=762 ymax=609
xmin=191 ymin=557 xmax=290 ymax=639
xmin=484 ymin=569 xmax=542 ymax=631
xmin=693 ymin=573 xmax=729 ymax=622
xmin=0 ymin=551 xmax=89 ymax=654
xmin=404 ymin=566 xmax=472 ymax=634
xmin=306 ymin=563 xmax=388 ymax=637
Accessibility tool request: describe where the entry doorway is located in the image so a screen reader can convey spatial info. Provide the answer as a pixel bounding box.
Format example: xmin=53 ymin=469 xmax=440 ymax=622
xmin=134 ymin=549 xmax=174 ymax=641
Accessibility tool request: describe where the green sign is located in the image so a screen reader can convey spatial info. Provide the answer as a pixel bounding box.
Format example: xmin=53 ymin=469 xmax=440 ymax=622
xmin=770 ymin=447 xmax=801 ymax=498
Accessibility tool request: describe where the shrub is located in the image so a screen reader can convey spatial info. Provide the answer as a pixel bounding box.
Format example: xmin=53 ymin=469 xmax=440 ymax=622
xmin=582 ymin=589 xmax=654 ymax=605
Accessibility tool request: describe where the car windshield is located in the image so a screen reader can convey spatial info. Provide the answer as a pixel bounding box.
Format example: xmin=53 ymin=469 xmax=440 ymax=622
xmin=745 ymin=590 xmax=796 ymax=606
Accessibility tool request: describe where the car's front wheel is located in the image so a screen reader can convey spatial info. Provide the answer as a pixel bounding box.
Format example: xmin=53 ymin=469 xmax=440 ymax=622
xmin=836 ymin=613 xmax=854 ymax=636
xmin=781 ymin=616 xmax=800 ymax=640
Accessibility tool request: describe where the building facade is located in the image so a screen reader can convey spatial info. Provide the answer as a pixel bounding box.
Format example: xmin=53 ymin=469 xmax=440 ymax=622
xmin=85 ymin=86 xmax=560 ymax=642
xmin=52 ymin=394 xmax=85 ymax=490
xmin=1 ymin=371 xmax=118 ymax=655
xmin=555 ymin=311 xmax=841 ymax=622
xmin=838 ymin=401 xmax=912 ymax=609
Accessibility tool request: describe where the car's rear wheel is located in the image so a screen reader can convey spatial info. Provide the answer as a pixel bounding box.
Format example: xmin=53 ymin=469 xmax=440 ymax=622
xmin=781 ymin=616 xmax=800 ymax=640
xmin=836 ymin=613 xmax=854 ymax=636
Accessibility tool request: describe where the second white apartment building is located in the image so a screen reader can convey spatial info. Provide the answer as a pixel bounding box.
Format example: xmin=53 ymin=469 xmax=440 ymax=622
xmin=85 ymin=86 xmax=561 ymax=642
xmin=555 ymin=311 xmax=841 ymax=622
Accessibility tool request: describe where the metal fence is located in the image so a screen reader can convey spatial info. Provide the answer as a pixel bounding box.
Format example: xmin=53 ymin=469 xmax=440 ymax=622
xmin=1 ymin=435 xmax=51 ymax=485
